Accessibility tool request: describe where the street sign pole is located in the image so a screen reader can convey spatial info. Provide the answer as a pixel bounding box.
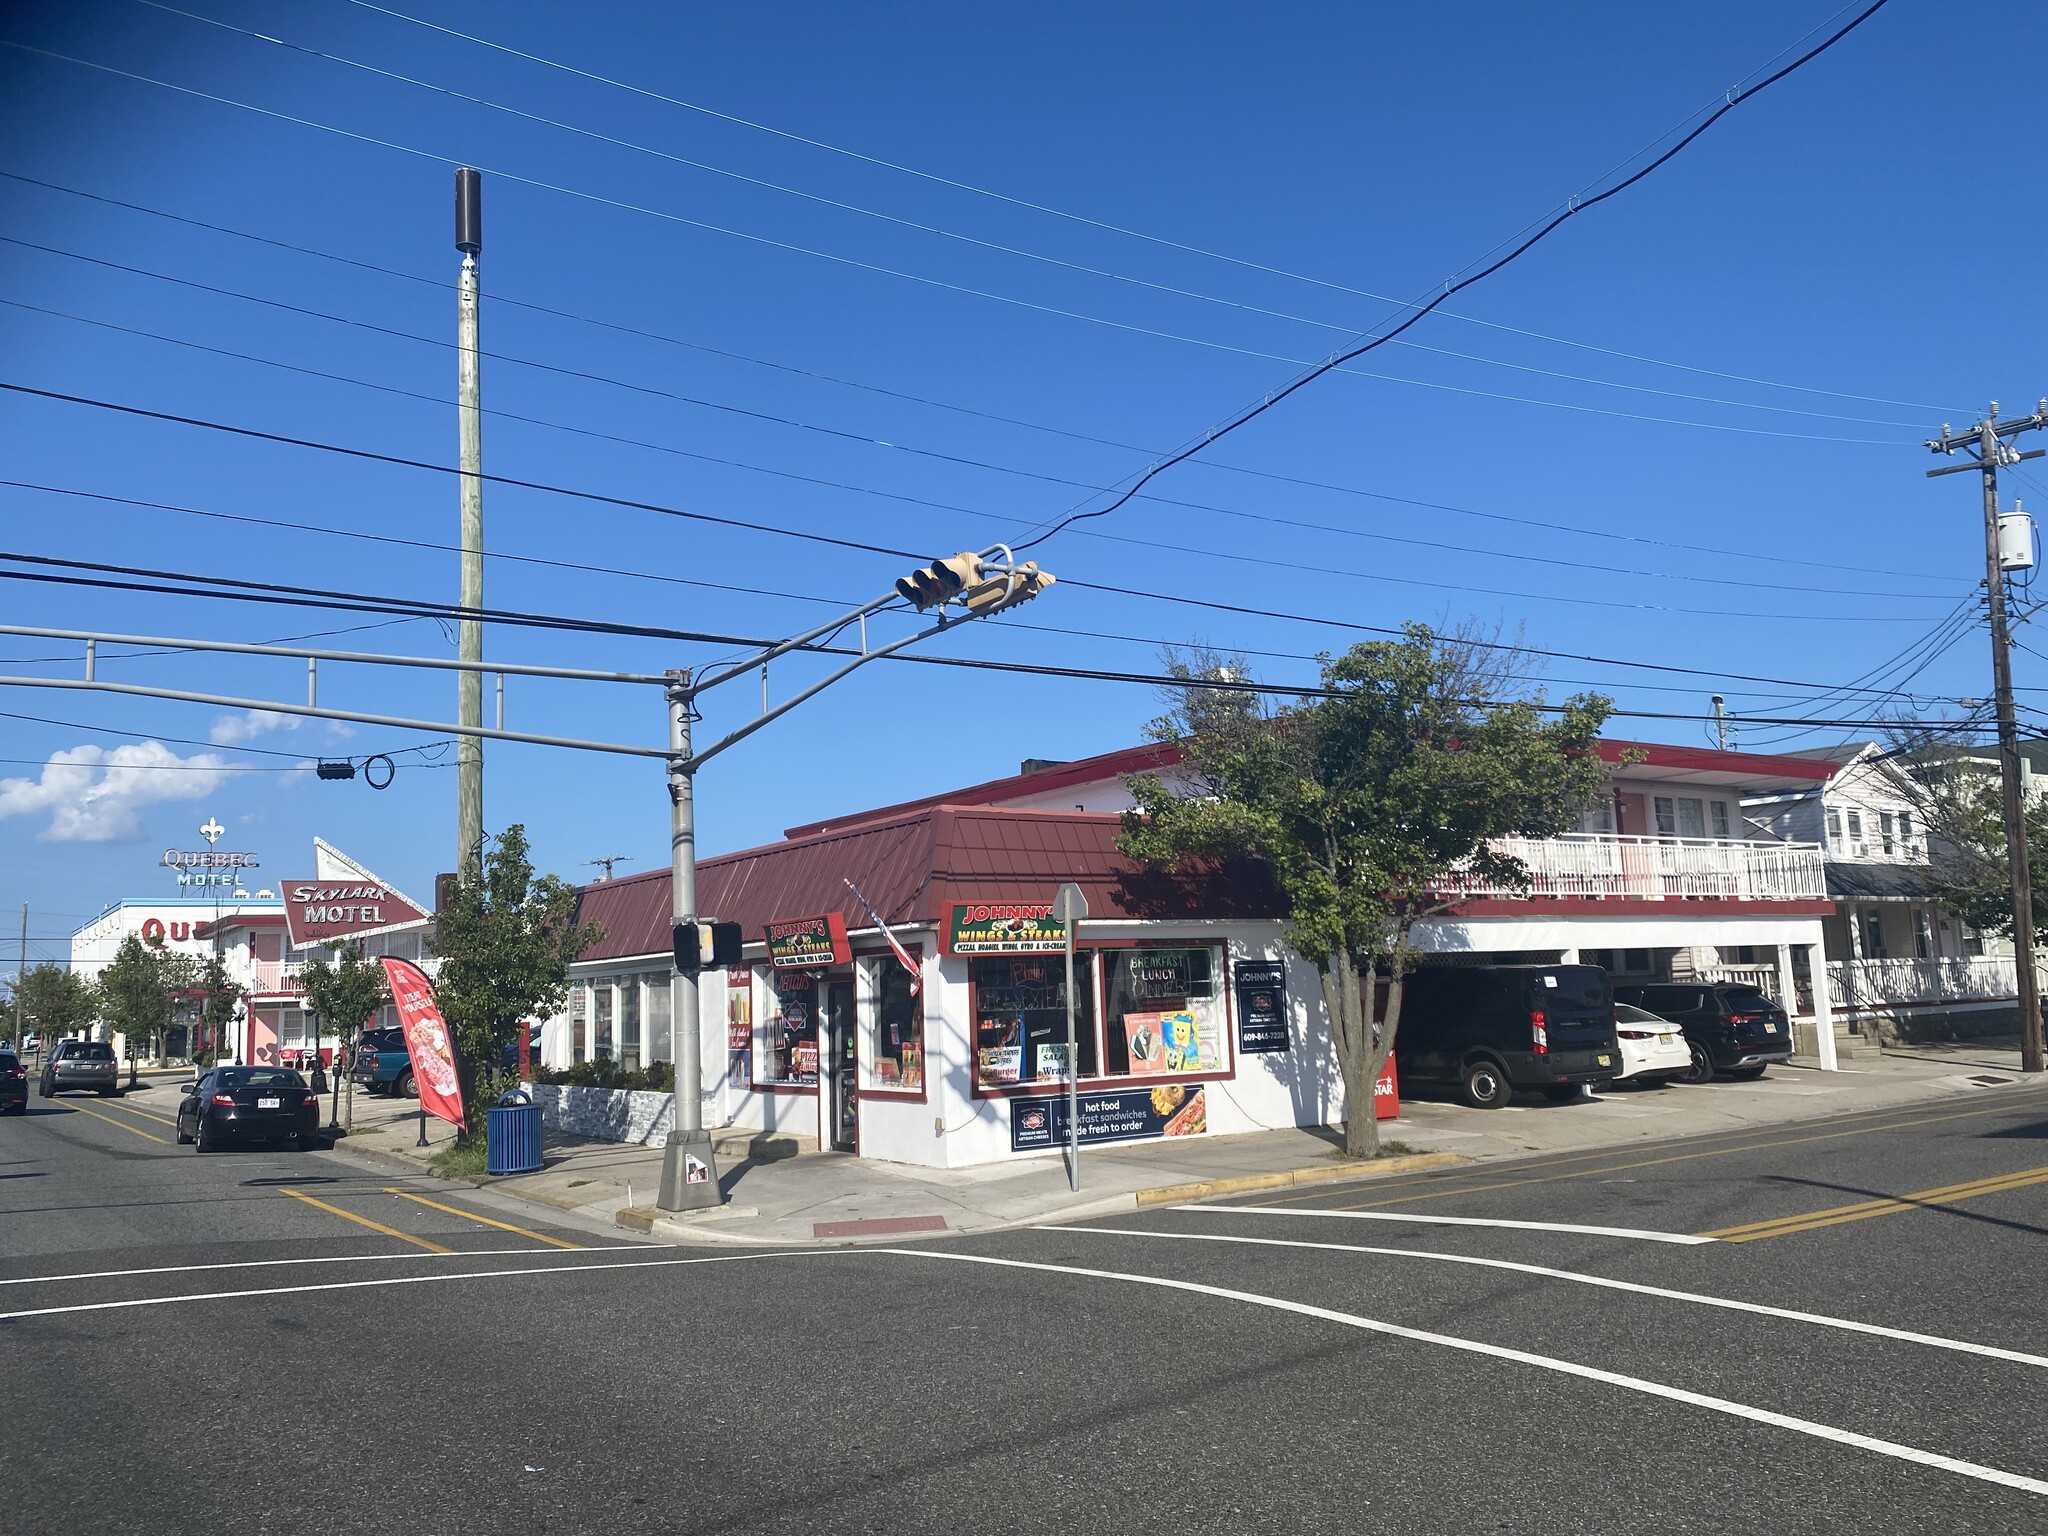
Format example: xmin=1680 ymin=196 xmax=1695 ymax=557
xmin=1054 ymin=882 xmax=1089 ymax=1192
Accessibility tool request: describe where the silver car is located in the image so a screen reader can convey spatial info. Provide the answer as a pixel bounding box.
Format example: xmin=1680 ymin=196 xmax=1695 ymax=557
xmin=39 ymin=1039 xmax=119 ymax=1098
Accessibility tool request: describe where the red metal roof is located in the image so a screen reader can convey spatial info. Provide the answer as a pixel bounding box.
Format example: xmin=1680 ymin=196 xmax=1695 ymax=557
xmin=572 ymin=803 xmax=1280 ymax=963
xmin=781 ymin=741 xmax=1182 ymax=838
xmin=1594 ymin=739 xmax=1833 ymax=783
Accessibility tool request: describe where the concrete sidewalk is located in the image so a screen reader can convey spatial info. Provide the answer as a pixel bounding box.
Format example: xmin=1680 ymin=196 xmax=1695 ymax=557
xmin=315 ymin=1043 xmax=2048 ymax=1247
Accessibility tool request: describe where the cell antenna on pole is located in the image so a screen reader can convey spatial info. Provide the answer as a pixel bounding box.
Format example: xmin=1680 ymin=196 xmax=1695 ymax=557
xmin=455 ymin=167 xmax=482 ymax=254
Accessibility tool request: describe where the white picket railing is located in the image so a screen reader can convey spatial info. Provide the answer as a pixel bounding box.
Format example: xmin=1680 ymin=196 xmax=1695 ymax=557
xmin=1438 ymin=834 xmax=1827 ymax=903
xmin=1827 ymin=956 xmax=2018 ymax=1011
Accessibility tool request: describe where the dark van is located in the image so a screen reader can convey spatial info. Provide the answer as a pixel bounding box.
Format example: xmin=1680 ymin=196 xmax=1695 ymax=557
xmin=1395 ymin=964 xmax=1621 ymax=1109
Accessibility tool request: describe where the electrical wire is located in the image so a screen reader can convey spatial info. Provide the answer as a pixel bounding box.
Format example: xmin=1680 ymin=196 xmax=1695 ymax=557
xmin=3 ymin=287 xmax=1961 ymax=604
xmin=0 ymin=707 xmax=453 ymax=763
xmin=0 ymin=33 xmax=1917 ymax=451
xmin=336 ymin=0 xmax=1954 ymax=416
xmin=1010 ymin=0 xmax=1899 ymax=552
xmin=136 ymin=0 xmax=1932 ymax=434
xmin=0 ymin=380 xmax=1955 ymax=625
xmin=0 ymin=168 xmax=1954 ymax=584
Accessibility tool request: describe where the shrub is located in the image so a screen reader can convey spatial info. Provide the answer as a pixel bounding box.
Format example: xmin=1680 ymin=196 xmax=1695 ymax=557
xmin=531 ymin=1059 xmax=674 ymax=1093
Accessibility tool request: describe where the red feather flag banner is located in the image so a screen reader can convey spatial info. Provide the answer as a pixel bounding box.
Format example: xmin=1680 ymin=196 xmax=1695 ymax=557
xmin=843 ymin=878 xmax=921 ymax=997
xmin=380 ymin=957 xmax=466 ymax=1128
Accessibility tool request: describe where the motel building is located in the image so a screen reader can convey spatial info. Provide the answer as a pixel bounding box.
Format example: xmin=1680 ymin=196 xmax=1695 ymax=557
xmin=71 ymin=833 xmax=433 ymax=1068
xmin=543 ymin=737 xmax=1841 ymax=1170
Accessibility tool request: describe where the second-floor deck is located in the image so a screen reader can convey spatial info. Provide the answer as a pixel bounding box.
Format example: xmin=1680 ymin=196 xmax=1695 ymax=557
xmin=1439 ymin=833 xmax=1828 ymax=904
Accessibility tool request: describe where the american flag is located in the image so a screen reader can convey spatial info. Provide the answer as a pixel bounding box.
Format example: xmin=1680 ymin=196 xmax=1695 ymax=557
xmin=843 ymin=878 xmax=921 ymax=996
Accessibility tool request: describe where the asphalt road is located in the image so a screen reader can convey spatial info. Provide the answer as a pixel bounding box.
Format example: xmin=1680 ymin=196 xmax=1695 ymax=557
xmin=8 ymin=1078 xmax=2048 ymax=1533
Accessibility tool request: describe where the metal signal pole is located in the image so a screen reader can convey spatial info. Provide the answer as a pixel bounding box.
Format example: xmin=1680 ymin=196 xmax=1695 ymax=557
xmin=13 ymin=903 xmax=24 ymax=1047
xmin=455 ymin=168 xmax=486 ymax=883
xmin=1929 ymin=401 xmax=2048 ymax=1074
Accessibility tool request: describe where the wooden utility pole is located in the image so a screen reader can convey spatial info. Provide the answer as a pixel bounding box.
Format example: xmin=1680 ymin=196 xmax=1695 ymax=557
xmin=1929 ymin=401 xmax=2048 ymax=1073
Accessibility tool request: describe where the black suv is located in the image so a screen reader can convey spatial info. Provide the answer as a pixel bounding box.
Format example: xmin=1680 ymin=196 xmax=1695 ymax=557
xmin=1611 ymin=983 xmax=1793 ymax=1083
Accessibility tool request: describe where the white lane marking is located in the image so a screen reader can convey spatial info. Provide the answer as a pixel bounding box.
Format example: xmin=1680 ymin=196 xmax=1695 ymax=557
xmin=881 ymin=1248 xmax=2048 ymax=1499
xmin=1179 ymin=1203 xmax=1715 ymax=1245
xmin=0 ymin=1250 xmax=822 ymax=1322
xmin=1046 ymin=1226 xmax=2048 ymax=1372
xmin=0 ymin=1245 xmax=647 ymax=1288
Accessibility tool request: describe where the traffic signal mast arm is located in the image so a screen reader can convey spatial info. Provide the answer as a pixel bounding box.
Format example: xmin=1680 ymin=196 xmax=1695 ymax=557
xmin=678 ymin=544 xmax=1053 ymax=774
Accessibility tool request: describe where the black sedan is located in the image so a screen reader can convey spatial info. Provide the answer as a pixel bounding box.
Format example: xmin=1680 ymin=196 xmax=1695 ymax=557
xmin=0 ymin=1049 xmax=25 ymax=1115
xmin=177 ymin=1066 xmax=321 ymax=1152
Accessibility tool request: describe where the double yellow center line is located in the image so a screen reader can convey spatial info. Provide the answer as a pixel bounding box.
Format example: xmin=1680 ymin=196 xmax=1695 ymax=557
xmin=1702 ymin=1162 xmax=2048 ymax=1242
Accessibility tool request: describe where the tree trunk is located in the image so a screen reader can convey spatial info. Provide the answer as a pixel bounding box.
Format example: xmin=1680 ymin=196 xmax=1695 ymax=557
xmin=1324 ymin=956 xmax=1381 ymax=1159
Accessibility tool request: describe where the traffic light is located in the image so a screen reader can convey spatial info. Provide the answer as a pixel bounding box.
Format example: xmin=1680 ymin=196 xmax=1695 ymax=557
xmin=895 ymin=552 xmax=985 ymax=610
xmin=962 ymin=561 xmax=1056 ymax=615
xmin=673 ymin=920 xmax=744 ymax=973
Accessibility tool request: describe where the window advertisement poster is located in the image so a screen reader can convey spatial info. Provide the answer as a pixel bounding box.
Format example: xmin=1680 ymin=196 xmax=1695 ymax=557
xmin=1234 ymin=961 xmax=1290 ymax=1055
xmin=978 ymin=1044 xmax=1023 ymax=1085
xmin=1011 ymin=1083 xmax=1208 ymax=1151
xmin=726 ymin=974 xmax=753 ymax=1090
xmin=1035 ymin=1042 xmax=1072 ymax=1082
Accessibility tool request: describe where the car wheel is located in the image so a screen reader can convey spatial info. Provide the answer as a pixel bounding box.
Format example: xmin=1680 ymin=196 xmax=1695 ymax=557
xmin=1460 ymin=1059 xmax=1512 ymax=1109
xmin=396 ymin=1069 xmax=417 ymax=1100
xmin=176 ymin=1116 xmax=194 ymax=1145
xmin=1679 ymin=1044 xmax=1717 ymax=1085
xmin=195 ymin=1117 xmax=216 ymax=1154
xmin=1728 ymin=1065 xmax=1769 ymax=1081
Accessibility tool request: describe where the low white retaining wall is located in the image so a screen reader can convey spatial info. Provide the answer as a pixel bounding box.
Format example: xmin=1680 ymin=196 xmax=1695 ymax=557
xmin=525 ymin=1082 xmax=674 ymax=1147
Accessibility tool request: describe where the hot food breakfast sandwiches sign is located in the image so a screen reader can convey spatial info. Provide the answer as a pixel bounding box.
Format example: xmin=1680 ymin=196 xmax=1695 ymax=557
xmin=283 ymin=878 xmax=429 ymax=947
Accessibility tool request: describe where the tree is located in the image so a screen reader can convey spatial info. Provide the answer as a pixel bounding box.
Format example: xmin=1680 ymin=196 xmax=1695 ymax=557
xmin=196 ymin=952 xmax=246 ymax=1066
xmin=1875 ymin=730 xmax=2048 ymax=939
xmin=433 ymin=825 xmax=603 ymax=1137
xmin=1119 ymin=624 xmax=1616 ymax=1157
xmin=95 ymin=935 xmax=199 ymax=1084
xmin=7 ymin=962 xmax=97 ymax=1048
xmin=299 ymin=940 xmax=389 ymax=1131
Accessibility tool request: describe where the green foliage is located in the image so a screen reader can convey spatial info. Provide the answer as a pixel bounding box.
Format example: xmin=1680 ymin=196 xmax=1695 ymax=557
xmin=1877 ymin=738 xmax=2048 ymax=941
xmin=533 ymin=1058 xmax=673 ymax=1093
xmin=1120 ymin=625 xmax=1615 ymax=1155
xmin=433 ymin=825 xmax=604 ymax=1137
xmin=94 ymin=935 xmax=199 ymax=1066
xmin=6 ymin=962 xmax=96 ymax=1045
xmin=428 ymin=1136 xmax=491 ymax=1178
xmin=297 ymin=940 xmax=390 ymax=1050
xmin=196 ymin=951 xmax=245 ymax=1060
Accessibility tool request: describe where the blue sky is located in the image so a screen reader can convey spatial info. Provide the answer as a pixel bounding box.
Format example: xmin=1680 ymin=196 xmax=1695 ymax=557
xmin=1 ymin=0 xmax=2042 ymax=962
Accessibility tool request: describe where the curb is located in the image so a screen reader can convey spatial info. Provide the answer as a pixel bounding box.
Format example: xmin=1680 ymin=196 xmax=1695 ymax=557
xmin=1134 ymin=1150 xmax=1469 ymax=1206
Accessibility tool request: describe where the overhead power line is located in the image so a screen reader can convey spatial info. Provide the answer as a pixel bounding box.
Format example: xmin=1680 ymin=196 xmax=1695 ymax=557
xmin=0 ymin=290 xmax=1963 ymax=607
xmin=1010 ymin=0 xmax=1899 ymax=551
xmin=137 ymin=0 xmax=1929 ymax=433
xmin=336 ymin=0 xmax=1950 ymax=417
xmin=3 ymin=25 xmax=1914 ymax=452
xmin=0 ymin=168 xmax=1953 ymax=584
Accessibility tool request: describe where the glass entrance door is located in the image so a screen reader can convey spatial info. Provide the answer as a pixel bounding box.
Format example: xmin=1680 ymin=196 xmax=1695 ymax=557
xmin=823 ymin=977 xmax=857 ymax=1153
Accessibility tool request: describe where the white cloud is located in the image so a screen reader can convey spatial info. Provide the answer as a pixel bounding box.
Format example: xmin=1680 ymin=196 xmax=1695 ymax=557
xmin=0 ymin=742 xmax=232 ymax=843
xmin=210 ymin=709 xmax=303 ymax=746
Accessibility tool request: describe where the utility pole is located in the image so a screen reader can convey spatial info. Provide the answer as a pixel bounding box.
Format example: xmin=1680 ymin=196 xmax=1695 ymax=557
xmin=658 ymin=672 xmax=718 ymax=1210
xmin=13 ymin=903 xmax=25 ymax=1048
xmin=1711 ymin=694 xmax=1732 ymax=753
xmin=1929 ymin=400 xmax=2048 ymax=1074
xmin=454 ymin=167 xmax=485 ymax=884
xmin=586 ymin=855 xmax=634 ymax=883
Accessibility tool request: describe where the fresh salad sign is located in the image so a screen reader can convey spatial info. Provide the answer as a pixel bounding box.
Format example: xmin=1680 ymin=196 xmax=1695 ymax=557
xmin=764 ymin=912 xmax=851 ymax=970
xmin=947 ymin=901 xmax=1065 ymax=954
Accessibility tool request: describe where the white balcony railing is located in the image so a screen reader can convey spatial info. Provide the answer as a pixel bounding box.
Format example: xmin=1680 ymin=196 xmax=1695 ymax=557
xmin=1437 ymin=834 xmax=1828 ymax=903
xmin=1828 ymin=956 xmax=2019 ymax=1011
xmin=250 ymin=960 xmax=309 ymax=995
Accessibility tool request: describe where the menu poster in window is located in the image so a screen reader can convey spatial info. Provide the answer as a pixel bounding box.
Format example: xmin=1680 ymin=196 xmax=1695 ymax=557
xmin=1234 ymin=961 xmax=1290 ymax=1054
xmin=900 ymin=1041 xmax=925 ymax=1092
xmin=727 ymin=984 xmax=752 ymax=1052
xmin=727 ymin=1049 xmax=751 ymax=1091
xmin=1035 ymin=1042 xmax=1072 ymax=1082
xmin=1011 ymin=1084 xmax=1208 ymax=1151
xmin=978 ymin=1045 xmax=1022 ymax=1084
xmin=793 ymin=1040 xmax=819 ymax=1079
xmin=1122 ymin=1012 xmax=1167 ymax=1074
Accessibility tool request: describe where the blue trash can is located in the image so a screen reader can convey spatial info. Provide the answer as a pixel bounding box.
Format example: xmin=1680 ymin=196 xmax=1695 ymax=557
xmin=486 ymin=1088 xmax=542 ymax=1175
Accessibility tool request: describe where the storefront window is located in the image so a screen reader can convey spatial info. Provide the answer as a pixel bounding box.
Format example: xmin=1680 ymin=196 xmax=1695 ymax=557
xmin=761 ymin=969 xmax=819 ymax=1086
xmin=620 ymin=978 xmax=642 ymax=1066
xmin=863 ymin=956 xmax=924 ymax=1092
xmin=724 ymin=969 xmax=751 ymax=1090
xmin=1102 ymin=946 xmax=1225 ymax=1078
xmin=646 ymin=978 xmax=672 ymax=1065
xmin=593 ymin=981 xmax=614 ymax=1061
xmin=971 ymin=954 xmax=1095 ymax=1088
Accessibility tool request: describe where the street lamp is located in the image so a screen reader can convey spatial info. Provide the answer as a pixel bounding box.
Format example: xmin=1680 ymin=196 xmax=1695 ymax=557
xmin=656 ymin=547 xmax=1053 ymax=1211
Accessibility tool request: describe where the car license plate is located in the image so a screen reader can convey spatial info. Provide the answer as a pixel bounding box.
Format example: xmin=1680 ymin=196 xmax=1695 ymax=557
xmin=1765 ymin=1022 xmax=1780 ymax=1034
xmin=1595 ymin=1053 xmax=1611 ymax=1066
xmin=258 ymin=1096 xmax=281 ymax=1109
xmin=1658 ymin=1032 xmax=1673 ymax=1044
